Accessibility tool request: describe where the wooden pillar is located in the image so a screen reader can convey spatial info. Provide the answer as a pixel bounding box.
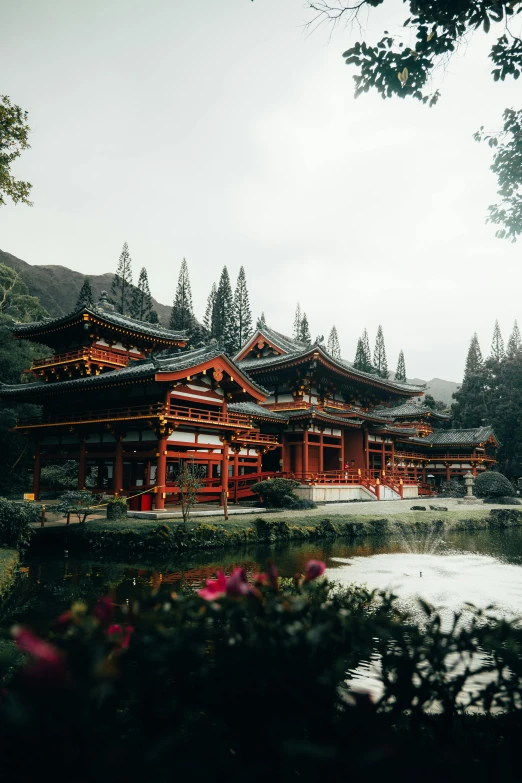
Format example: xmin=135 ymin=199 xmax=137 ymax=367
xmin=113 ymin=437 xmax=123 ymax=497
xmin=472 ymin=462 xmax=477 ymax=477
xmin=364 ymin=429 xmax=369 ymax=470
xmin=445 ymin=462 xmax=450 ymax=483
xmin=233 ymin=449 xmax=239 ymax=478
xmin=413 ymin=462 xmax=418 ymax=481
xmin=302 ymin=427 xmax=309 ymax=476
xmin=319 ymin=429 xmax=324 ymax=472
xmin=220 ymin=439 xmax=229 ymax=506
xmin=281 ymin=433 xmax=287 ymax=474
xmin=422 ymin=465 xmax=427 ymax=483
xmin=33 ymin=442 xmax=41 ymax=501
xmin=155 ymin=435 xmax=168 ymax=510
xmin=381 ymin=440 xmax=385 ymax=475
xmin=391 ymin=440 xmax=395 ymax=473
xmin=78 ymin=441 xmax=86 ymax=489
xmin=256 ymin=449 xmax=262 ymax=474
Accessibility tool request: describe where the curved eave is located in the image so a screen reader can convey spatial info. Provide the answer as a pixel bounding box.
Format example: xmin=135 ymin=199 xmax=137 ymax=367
xmin=154 ymin=355 xmax=268 ymax=402
xmin=12 ymin=307 xmax=187 ymax=345
xmin=242 ymin=346 xmax=424 ymax=396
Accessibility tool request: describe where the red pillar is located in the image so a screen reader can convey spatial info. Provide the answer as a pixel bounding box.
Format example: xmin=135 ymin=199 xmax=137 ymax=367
xmin=319 ymin=429 xmax=324 ymax=473
xmin=220 ymin=439 xmax=229 ymax=507
xmin=33 ymin=442 xmax=41 ymax=501
xmin=445 ymin=462 xmax=450 ymax=483
xmin=78 ymin=441 xmax=86 ymax=489
xmin=113 ymin=438 xmax=123 ymax=497
xmin=302 ymin=428 xmax=309 ymax=476
xmin=155 ymin=435 xmax=168 ymax=510
xmin=233 ymin=449 xmax=239 ymax=478
xmin=281 ymin=434 xmax=287 ymax=474
xmin=381 ymin=440 xmax=385 ymax=475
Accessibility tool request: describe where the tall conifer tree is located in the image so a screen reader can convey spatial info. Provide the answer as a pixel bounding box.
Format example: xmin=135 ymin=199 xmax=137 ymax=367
xmin=131 ymin=267 xmax=153 ymax=322
xmin=353 ymin=338 xmax=367 ymax=371
xmin=395 ymin=350 xmax=406 ymax=382
xmin=299 ymin=313 xmax=312 ymax=346
xmin=204 ymin=283 xmax=217 ymax=337
xmin=170 ymin=258 xmax=194 ymax=333
xmin=232 ymin=266 xmax=253 ymax=352
xmin=327 ymin=326 xmax=341 ymax=359
xmin=490 ymin=319 xmax=506 ymax=362
xmin=214 ymin=266 xmax=235 ymax=353
xmin=373 ymin=325 xmax=389 ymax=379
xmin=464 ymin=333 xmax=484 ymax=378
xmin=76 ymin=277 xmax=94 ymax=309
xmin=111 ymin=242 xmax=133 ymax=315
xmin=293 ymin=302 xmax=302 ymax=340
xmin=361 ymin=329 xmax=373 ymax=370
xmin=507 ymin=321 xmax=522 ymax=357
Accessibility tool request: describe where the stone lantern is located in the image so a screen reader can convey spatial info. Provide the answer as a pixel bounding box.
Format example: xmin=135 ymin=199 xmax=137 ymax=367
xmin=464 ymin=471 xmax=475 ymax=498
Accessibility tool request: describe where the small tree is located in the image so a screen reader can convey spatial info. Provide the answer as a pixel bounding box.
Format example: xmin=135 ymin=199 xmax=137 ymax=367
xmin=327 ymin=326 xmax=341 ymax=359
xmin=56 ymin=490 xmax=97 ymax=524
xmin=111 ymin=242 xmax=133 ymax=315
xmin=395 ymin=350 xmax=406 ymax=382
xmin=465 ymin=333 xmax=484 ymax=378
xmin=0 ymin=95 xmax=32 ymax=207
xmin=507 ymin=321 xmax=522 ymax=358
xmin=490 ymin=319 xmax=506 ymax=362
xmin=361 ymin=329 xmax=373 ymax=370
xmin=75 ymin=278 xmax=94 ymax=309
xmin=176 ymin=460 xmax=203 ymax=525
xmin=299 ymin=313 xmax=312 ymax=346
xmin=214 ymin=266 xmax=235 ymax=353
xmin=170 ymin=258 xmax=194 ymax=334
xmin=203 ymin=282 xmax=217 ymax=337
xmin=232 ymin=265 xmax=253 ymax=352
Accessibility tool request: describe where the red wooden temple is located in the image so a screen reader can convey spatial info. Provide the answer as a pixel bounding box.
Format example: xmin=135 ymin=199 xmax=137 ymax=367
xmin=0 ymin=296 xmax=498 ymax=507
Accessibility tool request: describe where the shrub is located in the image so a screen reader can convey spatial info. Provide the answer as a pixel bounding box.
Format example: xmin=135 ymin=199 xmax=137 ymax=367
xmin=0 ymin=498 xmax=38 ymax=549
xmin=438 ymin=478 xmax=466 ymax=498
xmin=40 ymin=460 xmax=78 ymax=490
xmin=286 ymin=497 xmax=317 ymax=510
xmin=106 ymin=498 xmax=128 ymax=520
xmin=3 ymin=565 xmax=522 ymax=781
xmin=482 ymin=496 xmax=521 ymax=505
xmin=251 ymin=477 xmax=301 ymax=508
xmin=55 ymin=490 xmax=97 ymax=524
xmin=474 ymin=471 xmax=515 ymax=499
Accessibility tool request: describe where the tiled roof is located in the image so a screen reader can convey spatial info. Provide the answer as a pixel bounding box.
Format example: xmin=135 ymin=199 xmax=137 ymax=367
xmin=376 ymin=403 xmax=449 ymax=421
xmin=238 ymin=342 xmax=424 ymax=395
xmin=409 ymin=427 xmax=497 ymax=446
xmin=286 ymin=406 xmax=363 ymax=428
xmin=12 ymin=304 xmax=187 ymax=342
xmin=235 ymin=326 xmax=307 ymax=360
xmin=227 ymin=402 xmax=288 ymax=421
xmin=0 ymin=345 xmax=268 ymax=398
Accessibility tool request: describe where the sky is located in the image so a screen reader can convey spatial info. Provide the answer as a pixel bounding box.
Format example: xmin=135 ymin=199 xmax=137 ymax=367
xmin=1 ymin=0 xmax=521 ymax=382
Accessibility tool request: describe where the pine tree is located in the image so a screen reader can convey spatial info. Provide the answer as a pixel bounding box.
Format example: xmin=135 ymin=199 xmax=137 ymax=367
xmin=490 ymin=319 xmax=506 ymax=362
xmin=232 ymin=266 xmax=253 ymax=352
xmin=257 ymin=312 xmax=267 ymax=329
xmin=214 ymin=266 xmax=235 ymax=353
xmin=170 ymin=258 xmax=195 ymax=334
xmin=293 ymin=302 xmax=302 ymax=341
xmin=361 ymin=329 xmax=373 ymax=371
xmin=327 ymin=326 xmax=341 ymax=359
xmin=373 ymin=326 xmax=388 ymax=378
xmin=299 ymin=312 xmax=312 ymax=346
xmin=353 ymin=338 xmax=367 ymax=371
xmin=131 ymin=267 xmax=153 ymax=322
xmin=204 ymin=283 xmax=217 ymax=337
xmin=507 ymin=321 xmax=522 ymax=357
xmin=395 ymin=350 xmax=406 ymax=382
xmin=464 ymin=333 xmax=484 ymax=378
xmin=75 ymin=277 xmax=93 ymax=309
xmin=111 ymin=242 xmax=133 ymax=315
xmin=149 ymin=310 xmax=159 ymax=324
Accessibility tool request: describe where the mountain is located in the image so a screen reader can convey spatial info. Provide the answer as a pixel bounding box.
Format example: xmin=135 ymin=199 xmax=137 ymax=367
xmin=0 ymin=249 xmax=172 ymax=325
xmin=408 ymin=377 xmax=460 ymax=407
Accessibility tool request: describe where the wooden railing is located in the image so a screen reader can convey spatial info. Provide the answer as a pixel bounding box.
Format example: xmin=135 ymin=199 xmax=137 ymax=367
xmin=232 ymin=432 xmax=279 ymax=445
xmin=394 ymin=451 xmax=496 ymax=463
xmin=32 ymin=347 xmax=130 ymax=369
xmin=168 ymin=404 xmax=251 ymax=428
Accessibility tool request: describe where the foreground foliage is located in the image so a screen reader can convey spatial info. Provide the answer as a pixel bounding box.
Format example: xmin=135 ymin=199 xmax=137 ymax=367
xmin=0 ymin=499 xmax=38 ymax=548
xmin=3 ymin=562 xmax=522 ymax=781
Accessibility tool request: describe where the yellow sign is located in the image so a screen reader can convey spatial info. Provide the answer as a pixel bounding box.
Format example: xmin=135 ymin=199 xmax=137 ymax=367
xmin=24 ymin=493 xmax=35 ymax=501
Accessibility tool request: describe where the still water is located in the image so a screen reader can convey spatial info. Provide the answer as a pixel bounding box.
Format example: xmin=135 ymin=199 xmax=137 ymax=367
xmin=9 ymin=527 xmax=522 ymax=630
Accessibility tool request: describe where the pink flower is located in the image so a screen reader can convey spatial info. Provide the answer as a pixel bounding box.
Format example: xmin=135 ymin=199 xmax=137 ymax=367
xmin=93 ymin=596 xmax=113 ymax=624
xmin=226 ymin=568 xmax=250 ymax=597
xmin=267 ymin=560 xmax=279 ymax=591
xmin=12 ymin=626 xmax=65 ymax=683
xmin=108 ymin=624 xmax=134 ymax=650
xmin=108 ymin=624 xmax=123 ymax=637
xmin=304 ymin=560 xmax=326 ymax=582
xmin=54 ymin=610 xmax=74 ymax=632
xmin=122 ymin=625 xmax=134 ymax=649
xmin=197 ymin=570 xmax=227 ymax=601
xmin=252 ymin=572 xmax=267 ymax=585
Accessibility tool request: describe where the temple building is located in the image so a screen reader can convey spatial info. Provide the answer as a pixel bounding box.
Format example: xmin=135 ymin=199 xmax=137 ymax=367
xmin=0 ymin=298 xmax=498 ymax=506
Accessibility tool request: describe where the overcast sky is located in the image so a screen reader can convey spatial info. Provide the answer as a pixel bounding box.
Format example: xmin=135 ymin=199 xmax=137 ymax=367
xmin=1 ymin=0 xmax=521 ymax=381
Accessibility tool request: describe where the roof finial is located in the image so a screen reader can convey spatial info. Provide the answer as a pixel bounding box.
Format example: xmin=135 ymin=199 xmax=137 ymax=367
xmin=97 ymin=290 xmax=115 ymax=312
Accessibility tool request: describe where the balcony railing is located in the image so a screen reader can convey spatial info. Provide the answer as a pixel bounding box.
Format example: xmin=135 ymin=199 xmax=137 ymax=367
xmin=394 ymin=451 xmax=496 ymax=463
xmin=32 ymin=347 xmax=130 ymax=369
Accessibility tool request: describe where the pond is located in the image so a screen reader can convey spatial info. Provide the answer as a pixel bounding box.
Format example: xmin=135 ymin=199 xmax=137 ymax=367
xmin=8 ymin=526 xmax=522 ymax=631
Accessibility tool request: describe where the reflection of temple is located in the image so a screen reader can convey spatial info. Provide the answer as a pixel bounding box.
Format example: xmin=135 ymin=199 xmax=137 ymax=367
xmin=1 ymin=300 xmax=498 ymax=506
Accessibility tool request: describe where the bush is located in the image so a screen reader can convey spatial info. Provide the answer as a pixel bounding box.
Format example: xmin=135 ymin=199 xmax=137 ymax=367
xmin=106 ymin=497 xmax=128 ymax=520
xmin=40 ymin=461 xmax=78 ymax=490
xmin=438 ymin=478 xmax=466 ymax=498
xmin=474 ymin=470 xmax=515 ymax=499
xmin=55 ymin=490 xmax=97 ymax=524
xmin=482 ymin=496 xmax=521 ymax=505
xmin=0 ymin=498 xmax=39 ymax=549
xmin=286 ymin=497 xmax=317 ymax=510
xmin=4 ymin=566 xmax=522 ymax=781
xmin=251 ymin=477 xmax=301 ymax=508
